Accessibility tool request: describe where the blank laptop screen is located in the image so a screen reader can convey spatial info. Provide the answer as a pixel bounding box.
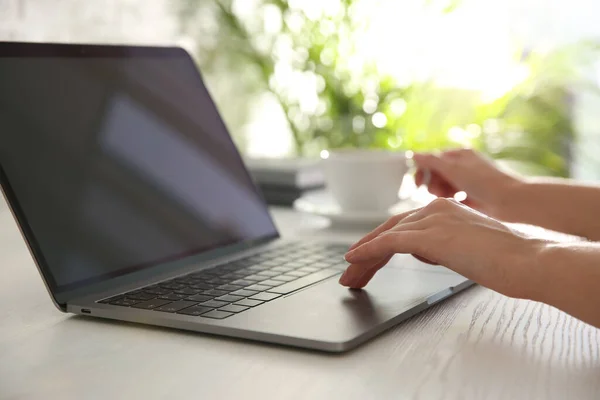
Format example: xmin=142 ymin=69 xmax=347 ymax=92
xmin=0 ymin=44 xmax=278 ymax=293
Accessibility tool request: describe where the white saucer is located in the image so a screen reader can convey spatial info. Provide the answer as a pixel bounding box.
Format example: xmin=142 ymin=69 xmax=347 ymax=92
xmin=293 ymin=189 xmax=430 ymax=226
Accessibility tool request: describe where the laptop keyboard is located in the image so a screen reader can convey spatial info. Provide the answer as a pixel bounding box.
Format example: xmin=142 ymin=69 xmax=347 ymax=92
xmin=97 ymin=243 xmax=349 ymax=320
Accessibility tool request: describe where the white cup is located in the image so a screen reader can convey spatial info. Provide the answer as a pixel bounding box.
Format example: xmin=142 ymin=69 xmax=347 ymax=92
xmin=322 ymin=149 xmax=410 ymax=212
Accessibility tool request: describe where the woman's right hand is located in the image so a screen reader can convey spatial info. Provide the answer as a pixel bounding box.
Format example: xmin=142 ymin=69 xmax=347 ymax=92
xmin=414 ymin=149 xmax=522 ymax=220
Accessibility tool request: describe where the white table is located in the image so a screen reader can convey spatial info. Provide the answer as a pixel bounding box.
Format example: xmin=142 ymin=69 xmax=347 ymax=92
xmin=1 ymin=204 xmax=599 ymax=400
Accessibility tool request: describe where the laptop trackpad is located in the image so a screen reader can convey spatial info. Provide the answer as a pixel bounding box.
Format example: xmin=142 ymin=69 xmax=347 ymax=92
xmin=228 ymin=255 xmax=469 ymax=345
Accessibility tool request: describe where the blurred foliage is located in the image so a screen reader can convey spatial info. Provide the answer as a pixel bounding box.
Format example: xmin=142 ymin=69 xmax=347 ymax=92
xmin=174 ymin=0 xmax=600 ymax=177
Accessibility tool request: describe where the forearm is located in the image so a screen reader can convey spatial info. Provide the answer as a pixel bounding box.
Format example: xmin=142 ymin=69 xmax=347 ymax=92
xmin=497 ymin=178 xmax=600 ymax=241
xmin=528 ymin=242 xmax=600 ymax=328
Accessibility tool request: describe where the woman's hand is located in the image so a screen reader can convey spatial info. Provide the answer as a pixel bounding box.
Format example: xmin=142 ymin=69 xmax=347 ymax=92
xmin=414 ymin=149 xmax=521 ymax=220
xmin=339 ymin=198 xmax=544 ymax=299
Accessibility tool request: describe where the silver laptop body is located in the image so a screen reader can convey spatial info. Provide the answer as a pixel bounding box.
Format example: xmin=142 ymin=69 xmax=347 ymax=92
xmin=0 ymin=42 xmax=472 ymax=352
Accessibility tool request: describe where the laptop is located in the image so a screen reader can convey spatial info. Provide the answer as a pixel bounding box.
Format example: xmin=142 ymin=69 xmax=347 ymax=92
xmin=0 ymin=42 xmax=473 ymax=352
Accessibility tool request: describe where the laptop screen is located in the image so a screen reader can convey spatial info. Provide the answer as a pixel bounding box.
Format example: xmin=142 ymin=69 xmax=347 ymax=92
xmin=0 ymin=43 xmax=278 ymax=294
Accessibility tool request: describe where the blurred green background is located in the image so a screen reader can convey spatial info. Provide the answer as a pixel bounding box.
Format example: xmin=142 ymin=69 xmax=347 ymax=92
xmin=175 ymin=0 xmax=600 ymax=177
xmin=4 ymin=0 xmax=600 ymax=178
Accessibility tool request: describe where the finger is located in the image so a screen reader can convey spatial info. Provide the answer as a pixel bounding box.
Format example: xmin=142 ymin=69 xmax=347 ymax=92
xmin=341 ymin=220 xmax=429 ymax=287
xmin=441 ymin=148 xmax=471 ymax=158
xmin=427 ymin=173 xmax=457 ymax=198
xmin=415 ymin=160 xmax=458 ymax=198
xmin=349 ymin=266 xmax=379 ymax=288
xmin=413 ymin=153 xmax=446 ymax=173
xmin=343 ymin=219 xmax=428 ymax=284
xmin=347 ymin=207 xmax=423 ymax=251
xmin=339 ymin=255 xmax=392 ymax=288
xmin=414 ymin=168 xmax=425 ymax=187
xmin=342 ymin=216 xmax=441 ymax=287
xmin=345 ymin=230 xmax=426 ymax=264
xmin=414 ymin=153 xmax=461 ymax=185
xmin=414 ymin=168 xmax=431 ymax=187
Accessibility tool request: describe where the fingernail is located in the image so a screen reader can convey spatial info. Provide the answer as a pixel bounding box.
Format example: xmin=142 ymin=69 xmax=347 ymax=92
xmin=339 ymin=270 xmax=349 ymax=285
xmin=345 ymin=249 xmax=361 ymax=263
xmin=344 ymin=251 xmax=355 ymax=262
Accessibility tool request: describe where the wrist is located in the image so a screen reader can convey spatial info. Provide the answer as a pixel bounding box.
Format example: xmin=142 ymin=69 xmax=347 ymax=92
xmin=505 ymin=236 xmax=549 ymax=301
xmin=488 ymin=176 xmax=528 ymax=222
xmin=520 ymin=240 xmax=563 ymax=303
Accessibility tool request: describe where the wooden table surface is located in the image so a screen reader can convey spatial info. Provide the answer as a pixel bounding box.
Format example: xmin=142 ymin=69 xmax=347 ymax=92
xmin=1 ymin=202 xmax=599 ymax=400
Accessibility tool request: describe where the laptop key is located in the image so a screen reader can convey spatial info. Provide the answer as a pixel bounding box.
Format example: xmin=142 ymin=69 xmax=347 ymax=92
xmin=132 ymin=299 xmax=172 ymax=310
xmin=303 ymin=256 xmax=322 ymax=262
xmin=271 ymin=266 xmax=294 ymax=273
xmin=242 ymin=274 xmax=265 ymax=282
xmin=271 ymin=275 xmax=296 ymax=282
xmin=189 ymin=271 xmax=212 ymax=278
xmin=247 ymin=265 xmax=269 ymax=272
xmin=330 ymin=262 xmax=348 ymax=271
xmin=126 ymin=292 xmax=157 ymax=301
xmin=144 ymin=287 xmax=172 ymax=296
xmin=313 ymin=262 xmax=333 ymax=269
xmin=235 ymin=268 xmax=255 ymax=275
xmin=189 ymin=282 xmax=214 ymax=291
xmin=174 ymin=287 xmax=200 ymax=295
xmin=256 ymin=270 xmax=279 ymax=278
xmin=235 ymin=299 xmax=264 ymax=307
xmin=268 ymin=268 xmax=341 ymax=295
xmin=208 ymin=278 xmax=230 ymax=285
xmin=249 ymin=292 xmax=281 ymax=302
xmin=160 ymin=283 xmax=188 ymax=290
xmin=231 ymin=279 xmax=254 ymax=287
xmin=245 ymin=284 xmax=271 ymax=292
xmin=109 ymin=298 xmax=140 ymax=306
xmin=231 ymin=271 xmax=251 ymax=278
xmin=221 ymin=272 xmax=245 ymax=280
xmin=159 ymin=293 xmax=189 ymax=301
xmin=177 ymin=305 xmax=214 ymax=316
xmin=203 ymin=289 xmax=228 ymax=297
xmin=219 ymin=305 xmax=248 ymax=313
xmin=298 ymin=266 xmax=320 ymax=273
xmin=283 ymin=262 xmax=305 ymax=268
xmin=215 ymin=294 xmax=245 ymax=303
xmin=200 ymin=300 xmax=230 ymax=308
xmin=99 ymin=295 xmax=124 ymax=303
xmin=155 ymin=300 xmax=198 ymax=313
xmin=257 ymin=279 xmax=281 ymax=287
xmin=216 ymin=284 xmax=244 ymax=292
xmin=231 ymin=289 xmax=258 ymax=297
xmin=202 ymin=310 xmax=234 ymax=320
xmin=261 ymin=260 xmax=280 ymax=267
xmin=285 ymin=270 xmax=310 ymax=278
xmin=274 ymin=256 xmax=294 ymax=263
xmin=186 ymin=294 xmax=214 ymax=302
